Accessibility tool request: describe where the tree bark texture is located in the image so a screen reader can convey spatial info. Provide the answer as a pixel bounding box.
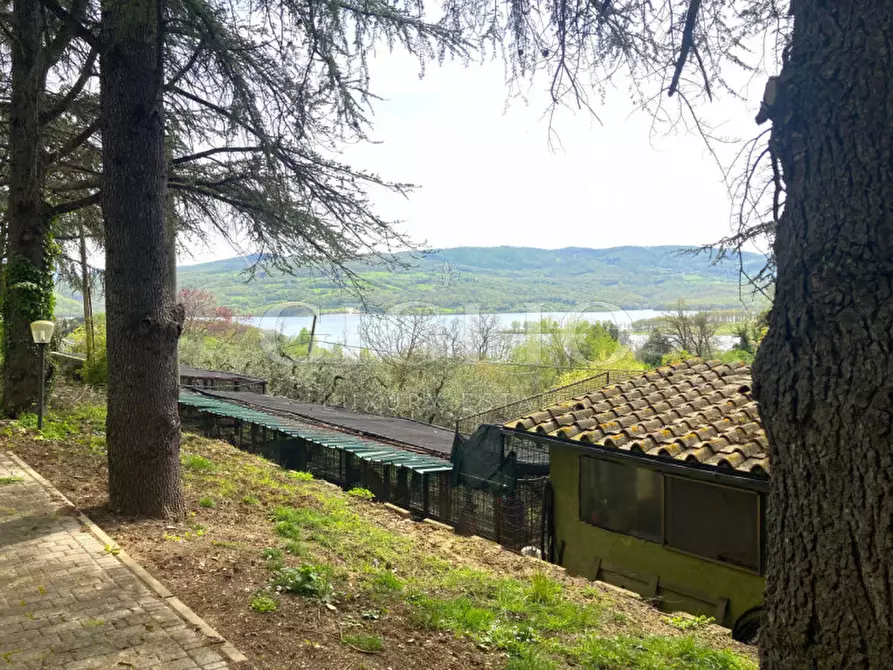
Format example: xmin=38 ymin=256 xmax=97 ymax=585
xmin=3 ymin=0 xmax=48 ymax=416
xmin=101 ymin=0 xmax=184 ymax=518
xmin=754 ymin=2 xmax=893 ymax=667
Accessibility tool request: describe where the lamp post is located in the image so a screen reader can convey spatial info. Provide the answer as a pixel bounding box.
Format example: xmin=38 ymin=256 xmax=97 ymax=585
xmin=30 ymin=320 xmax=55 ymax=429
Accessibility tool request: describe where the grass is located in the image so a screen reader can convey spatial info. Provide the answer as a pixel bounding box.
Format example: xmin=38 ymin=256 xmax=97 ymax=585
xmin=665 ymin=614 xmax=715 ymax=631
xmin=258 ymin=483 xmax=751 ymax=668
xmin=286 ymin=470 xmax=314 ymax=482
xmin=7 ymin=403 xmax=107 ymax=453
xmin=573 ymin=634 xmax=753 ymax=669
xmin=341 ymin=633 xmax=383 ymax=653
xmin=182 ymin=453 xmax=216 ymax=472
xmin=7 ymin=397 xmax=755 ymax=670
xmin=0 ymin=476 xmax=24 ymax=485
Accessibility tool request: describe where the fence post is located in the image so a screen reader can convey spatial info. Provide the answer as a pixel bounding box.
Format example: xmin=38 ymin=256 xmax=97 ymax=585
xmin=495 ymin=496 xmax=502 ymax=545
xmin=422 ymin=473 xmax=430 ymax=518
xmin=437 ymin=471 xmax=451 ymax=523
xmin=396 ymin=467 xmax=410 ymax=507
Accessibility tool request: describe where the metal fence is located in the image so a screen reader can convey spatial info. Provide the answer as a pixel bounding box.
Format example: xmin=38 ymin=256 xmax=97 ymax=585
xmin=179 ymin=365 xmax=268 ymax=394
xmin=180 ymin=402 xmax=550 ymax=554
xmin=454 ymin=369 xmax=637 ymax=436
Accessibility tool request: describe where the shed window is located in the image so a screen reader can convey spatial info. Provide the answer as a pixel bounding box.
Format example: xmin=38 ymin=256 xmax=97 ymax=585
xmin=664 ymin=476 xmax=760 ymax=571
xmin=579 ymin=457 xmax=662 ymax=542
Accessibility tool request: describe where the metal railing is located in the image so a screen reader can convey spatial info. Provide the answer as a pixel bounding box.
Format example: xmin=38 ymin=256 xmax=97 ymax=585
xmin=454 ymin=369 xmax=637 ymax=436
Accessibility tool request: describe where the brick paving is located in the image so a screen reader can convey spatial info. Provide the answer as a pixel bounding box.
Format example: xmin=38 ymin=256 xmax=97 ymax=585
xmin=0 ymin=452 xmax=242 ymax=669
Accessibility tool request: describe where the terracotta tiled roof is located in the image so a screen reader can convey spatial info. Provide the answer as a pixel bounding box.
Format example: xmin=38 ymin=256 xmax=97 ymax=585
xmin=503 ymin=359 xmax=768 ymax=477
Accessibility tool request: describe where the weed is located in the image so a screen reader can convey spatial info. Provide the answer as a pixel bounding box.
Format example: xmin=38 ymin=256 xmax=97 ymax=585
xmin=412 ymin=595 xmax=495 ymax=632
xmin=103 ymin=544 xmax=121 ymax=556
xmin=0 ymin=476 xmax=23 ymax=485
xmin=527 ymin=572 xmax=562 ymax=605
xmin=505 ymin=647 xmax=556 ymax=670
xmin=263 ymin=547 xmax=283 ymax=561
xmin=348 ymin=487 xmax=375 ymax=500
xmin=274 ymin=564 xmax=334 ymax=601
xmin=242 ymin=495 xmax=260 ymax=505
xmin=250 ymin=593 xmax=279 ymax=613
xmin=342 ymin=634 xmax=383 ymax=653
xmin=262 ymin=546 xmax=284 ymax=570
xmin=81 ymin=618 xmax=105 ymax=628
xmin=199 ymin=497 xmax=217 ymax=509
xmin=282 ymin=539 xmax=308 ymax=557
xmin=664 ymin=614 xmax=715 ymax=631
xmin=182 ymin=454 xmax=216 ymax=472
xmin=370 ymin=570 xmax=403 ymax=594
xmin=286 ymin=470 xmax=313 ymax=482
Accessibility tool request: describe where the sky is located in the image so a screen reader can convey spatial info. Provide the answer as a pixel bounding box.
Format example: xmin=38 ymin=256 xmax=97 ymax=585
xmin=179 ymin=46 xmax=770 ymax=266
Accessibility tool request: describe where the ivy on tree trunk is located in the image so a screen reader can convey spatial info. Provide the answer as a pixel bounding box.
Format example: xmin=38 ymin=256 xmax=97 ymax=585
xmin=754 ymin=1 xmax=893 ymax=666
xmin=101 ymin=0 xmax=184 ymax=518
xmin=3 ymin=0 xmax=52 ymax=417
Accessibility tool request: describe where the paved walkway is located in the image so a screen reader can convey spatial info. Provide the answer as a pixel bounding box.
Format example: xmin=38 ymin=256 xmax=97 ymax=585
xmin=0 ymin=451 xmax=243 ymax=669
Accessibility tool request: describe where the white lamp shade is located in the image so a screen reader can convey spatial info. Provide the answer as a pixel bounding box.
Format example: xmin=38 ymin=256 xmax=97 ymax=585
xmin=30 ymin=320 xmax=55 ymax=344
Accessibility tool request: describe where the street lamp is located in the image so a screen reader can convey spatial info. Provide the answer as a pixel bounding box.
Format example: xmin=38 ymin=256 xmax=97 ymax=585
xmin=30 ymin=320 xmax=55 ymax=429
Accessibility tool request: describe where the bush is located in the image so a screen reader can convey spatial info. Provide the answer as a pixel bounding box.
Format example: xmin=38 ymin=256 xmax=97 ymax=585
xmin=67 ymin=315 xmax=108 ymax=386
xmin=274 ymin=564 xmax=334 ymax=601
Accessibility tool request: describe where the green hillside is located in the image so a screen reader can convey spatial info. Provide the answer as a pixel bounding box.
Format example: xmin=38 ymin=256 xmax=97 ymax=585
xmin=176 ymin=245 xmax=770 ymax=314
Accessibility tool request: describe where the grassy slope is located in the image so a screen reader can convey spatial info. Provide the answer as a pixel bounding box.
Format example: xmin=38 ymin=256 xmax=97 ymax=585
xmin=3 ymin=395 xmax=757 ymax=670
xmin=176 ymin=246 xmax=770 ymax=314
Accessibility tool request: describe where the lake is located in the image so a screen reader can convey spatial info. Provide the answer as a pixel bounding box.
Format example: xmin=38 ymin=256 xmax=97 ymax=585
xmin=246 ymin=309 xmax=739 ymax=352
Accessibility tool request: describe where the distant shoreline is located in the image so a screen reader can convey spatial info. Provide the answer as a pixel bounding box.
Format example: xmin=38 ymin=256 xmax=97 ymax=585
xmin=230 ymin=304 xmax=759 ymax=318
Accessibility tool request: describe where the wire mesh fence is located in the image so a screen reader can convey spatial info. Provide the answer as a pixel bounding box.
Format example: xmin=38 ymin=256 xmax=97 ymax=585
xmin=454 ymin=369 xmax=637 ymax=435
xmin=181 ymin=405 xmax=550 ymax=553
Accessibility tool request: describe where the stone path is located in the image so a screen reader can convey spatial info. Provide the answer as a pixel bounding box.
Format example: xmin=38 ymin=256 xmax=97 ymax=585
xmin=0 ymin=451 xmax=244 ymax=669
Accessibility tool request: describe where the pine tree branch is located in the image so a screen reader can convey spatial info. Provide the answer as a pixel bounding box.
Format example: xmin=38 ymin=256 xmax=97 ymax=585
xmin=36 ymin=0 xmax=100 ymax=50
xmin=40 ymin=47 xmax=97 ymax=125
xmin=45 ymin=118 xmax=100 ymax=165
xmin=172 ymin=146 xmax=264 ymax=165
xmin=668 ymin=0 xmax=702 ymax=98
xmin=46 ymin=191 xmax=100 ymax=216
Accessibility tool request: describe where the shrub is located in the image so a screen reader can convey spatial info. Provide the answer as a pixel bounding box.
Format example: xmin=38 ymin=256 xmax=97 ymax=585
xmin=274 ymin=564 xmax=334 ymax=601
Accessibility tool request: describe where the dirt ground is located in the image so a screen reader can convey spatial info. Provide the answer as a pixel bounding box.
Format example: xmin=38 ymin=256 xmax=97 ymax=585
xmin=3 ymin=406 xmax=756 ymax=669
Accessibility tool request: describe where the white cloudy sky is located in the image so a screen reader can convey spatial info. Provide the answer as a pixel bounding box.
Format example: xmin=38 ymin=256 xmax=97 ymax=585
xmin=179 ymin=47 xmax=771 ymax=266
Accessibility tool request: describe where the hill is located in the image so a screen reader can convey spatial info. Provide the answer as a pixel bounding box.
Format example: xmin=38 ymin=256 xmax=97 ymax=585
xmin=176 ymin=246 xmax=769 ymax=314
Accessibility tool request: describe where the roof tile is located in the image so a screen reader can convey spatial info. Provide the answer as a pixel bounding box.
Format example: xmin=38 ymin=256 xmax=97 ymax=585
xmin=504 ymin=360 xmax=769 ymax=477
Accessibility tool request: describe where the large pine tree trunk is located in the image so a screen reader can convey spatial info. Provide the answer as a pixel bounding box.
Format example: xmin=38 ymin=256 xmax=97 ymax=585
xmin=101 ymin=0 xmax=184 ymax=518
xmin=754 ymin=2 xmax=893 ymax=666
xmin=3 ymin=0 xmax=48 ymax=416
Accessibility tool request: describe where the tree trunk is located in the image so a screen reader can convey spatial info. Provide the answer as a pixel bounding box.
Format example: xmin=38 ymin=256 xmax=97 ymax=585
xmin=101 ymin=0 xmax=184 ymax=518
xmin=78 ymin=221 xmax=95 ymax=364
xmin=3 ymin=0 xmax=49 ymax=417
xmin=753 ymin=2 xmax=893 ymax=667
